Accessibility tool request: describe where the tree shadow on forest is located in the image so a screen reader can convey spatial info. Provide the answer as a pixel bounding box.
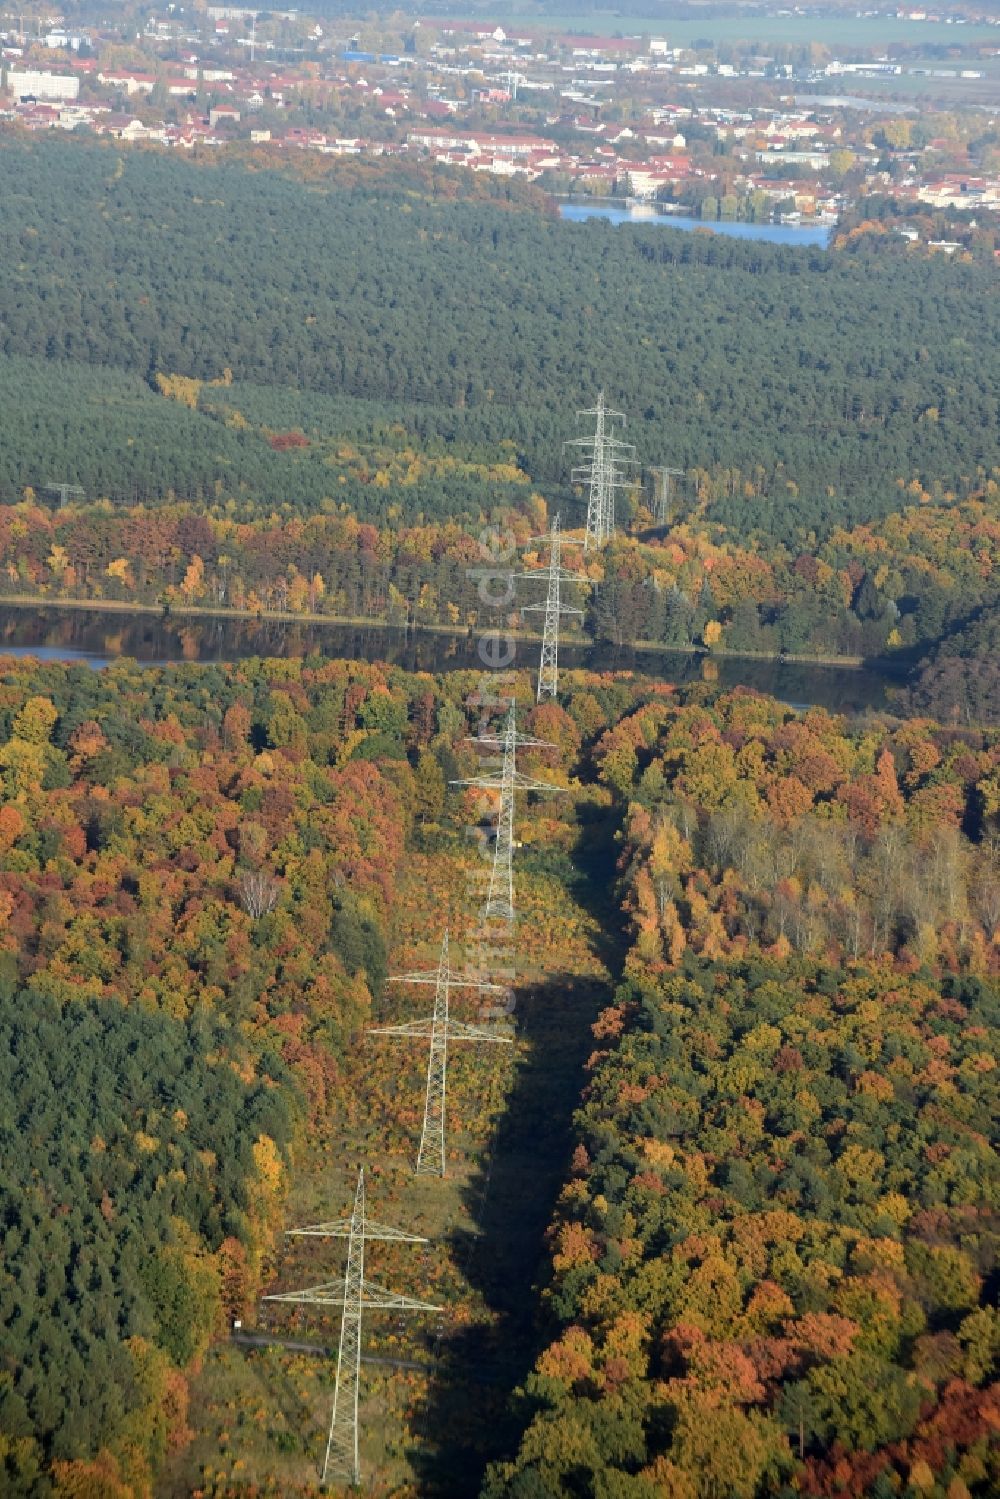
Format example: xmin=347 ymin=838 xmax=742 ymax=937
xmin=409 ymin=799 xmax=628 ymax=1495
xmin=566 ymin=796 xmax=631 ymax=970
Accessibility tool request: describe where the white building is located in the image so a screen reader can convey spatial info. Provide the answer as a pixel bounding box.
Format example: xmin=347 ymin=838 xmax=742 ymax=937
xmin=44 ymin=31 xmax=89 ymax=51
xmin=6 ymin=68 xmax=79 ymax=100
xmin=98 ymin=70 xmax=155 ymax=94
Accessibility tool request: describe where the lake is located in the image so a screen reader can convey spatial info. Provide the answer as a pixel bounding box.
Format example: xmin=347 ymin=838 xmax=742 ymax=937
xmin=559 ymin=203 xmax=833 ymax=246
xmin=0 ymin=604 xmax=903 ymax=716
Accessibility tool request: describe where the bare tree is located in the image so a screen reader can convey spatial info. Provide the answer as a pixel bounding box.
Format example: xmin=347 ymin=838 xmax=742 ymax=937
xmin=707 ymin=810 xmax=740 ymax=871
xmin=738 ymin=825 xmax=777 ymax=896
xmin=926 ymin=826 xmax=969 ymax=931
xmin=240 ymin=868 xmax=281 ymax=920
xmin=841 ymin=897 xmax=867 ymax=962
xmin=972 ymin=861 xmax=1000 ymax=936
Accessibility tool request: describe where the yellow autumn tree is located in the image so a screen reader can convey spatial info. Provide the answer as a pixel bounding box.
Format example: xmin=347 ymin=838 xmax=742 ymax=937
xmin=155 ymin=372 xmax=202 ymax=409
xmin=13 ymin=696 xmax=58 ymax=745
xmin=180 ymin=554 xmax=204 ymax=602
xmin=249 ymin=1132 xmax=285 ymax=1261
xmin=106 ymin=557 xmax=134 ymax=590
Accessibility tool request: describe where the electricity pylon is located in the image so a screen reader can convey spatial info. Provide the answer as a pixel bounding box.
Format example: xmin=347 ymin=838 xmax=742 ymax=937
xmin=573 ymin=390 xmax=617 ymax=550
xmin=370 ymin=929 xmax=511 ymax=1176
xmin=452 ymin=702 xmax=563 ymax=923
xmin=45 ymin=481 xmax=85 ymax=510
xmin=263 ymin=1167 xmax=440 ymax=1489
xmin=651 ymin=466 xmax=684 ymax=527
xmin=519 ymin=512 xmax=588 ymax=701
xmin=565 ymin=391 xmax=637 ymax=550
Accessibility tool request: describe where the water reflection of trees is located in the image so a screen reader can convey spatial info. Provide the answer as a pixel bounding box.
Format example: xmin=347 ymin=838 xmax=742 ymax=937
xmin=0 ymin=606 xmax=893 ymax=713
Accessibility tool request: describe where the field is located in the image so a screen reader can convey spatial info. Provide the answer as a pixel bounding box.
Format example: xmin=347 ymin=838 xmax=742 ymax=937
xmin=794 ymin=55 xmax=1000 ymax=107
xmin=487 ymin=8 xmax=999 ymax=49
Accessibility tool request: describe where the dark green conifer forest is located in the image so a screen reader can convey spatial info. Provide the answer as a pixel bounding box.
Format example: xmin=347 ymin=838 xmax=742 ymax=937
xmin=0 ymin=138 xmax=997 ymax=540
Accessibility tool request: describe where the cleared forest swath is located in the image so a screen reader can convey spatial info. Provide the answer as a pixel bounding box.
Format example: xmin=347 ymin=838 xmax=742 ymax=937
xmin=164 ymin=787 xmax=623 ymax=1496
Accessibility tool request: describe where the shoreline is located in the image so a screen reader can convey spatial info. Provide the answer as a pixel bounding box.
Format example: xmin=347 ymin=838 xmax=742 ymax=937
xmin=0 ymin=592 xmax=903 ymax=676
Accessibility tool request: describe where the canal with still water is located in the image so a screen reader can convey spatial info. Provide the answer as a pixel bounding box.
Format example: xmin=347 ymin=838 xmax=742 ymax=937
xmin=0 ymin=604 xmax=905 ymax=716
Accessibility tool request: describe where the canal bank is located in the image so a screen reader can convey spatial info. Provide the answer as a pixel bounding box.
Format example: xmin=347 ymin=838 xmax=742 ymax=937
xmin=0 ymin=597 xmax=907 ymax=715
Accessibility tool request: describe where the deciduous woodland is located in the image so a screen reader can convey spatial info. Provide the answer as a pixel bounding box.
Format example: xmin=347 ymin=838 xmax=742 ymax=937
xmin=0 ymin=140 xmax=999 ymax=718
xmin=0 ymin=118 xmax=997 ymax=1499
xmin=0 ymin=653 xmax=994 ymax=1497
xmin=487 ymin=688 xmax=1000 ymax=1498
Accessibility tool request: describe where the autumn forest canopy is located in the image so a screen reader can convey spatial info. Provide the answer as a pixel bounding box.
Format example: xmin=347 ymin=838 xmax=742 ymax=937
xmin=0 ymin=125 xmax=997 ymax=1499
xmin=0 ymin=649 xmax=993 ymax=1497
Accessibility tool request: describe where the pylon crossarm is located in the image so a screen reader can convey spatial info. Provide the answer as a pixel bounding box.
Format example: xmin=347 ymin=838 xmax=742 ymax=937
xmin=575 ymin=401 xmax=626 ymax=421
xmin=445 ymin=1021 xmax=514 ymax=1044
xmin=572 ymin=441 xmax=637 ymax=462
xmin=519 ymin=551 xmax=587 ymax=567
xmin=286 ymin=1218 xmax=353 ymax=1237
xmin=518 ymin=562 xmax=584 ymax=574
xmin=542 ymin=531 xmax=586 ymax=547
xmin=522 ymin=602 xmax=583 ymax=617
xmin=456 ymin=747 xmax=554 ymax=765
xmin=517 ymin=570 xmax=587 ymax=588
xmin=574 ymin=452 xmax=636 ymax=470
xmin=371 ymin=1016 xmax=512 ymax=1041
xmin=526 ymin=531 xmax=585 ymax=546
xmin=287 ymin=1220 xmax=428 ymax=1243
xmin=462 ymin=730 xmax=557 ymax=749
xmin=386 ymin=969 xmax=506 ymax=991
xmin=263 ymin=1279 xmax=347 ymax=1306
xmin=572 ymin=476 xmax=636 ymax=496
xmin=452 ymin=772 xmax=565 ymax=793
xmin=566 ymin=429 xmax=625 ymax=450
xmin=360 ymin=1280 xmax=443 ymax=1313
xmin=370 ymin=1019 xmax=436 ymax=1038
xmin=567 ymin=435 xmax=633 ymax=456
xmin=569 ymin=458 xmax=632 ymax=476
xmin=511 ymin=773 xmax=567 ymax=793
xmin=456 ymin=727 xmax=557 ymax=759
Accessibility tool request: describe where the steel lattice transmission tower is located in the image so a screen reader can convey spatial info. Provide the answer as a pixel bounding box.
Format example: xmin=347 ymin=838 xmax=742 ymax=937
xmin=45 ymin=481 xmax=85 ymax=511
xmin=263 ymin=1167 xmax=441 ymax=1489
xmin=566 ymin=391 xmax=637 ymax=551
xmin=370 ymin=929 xmax=511 ymax=1176
xmin=651 ymin=466 xmax=684 ymax=528
xmin=519 ymin=512 xmax=589 ymax=701
xmin=452 ymin=702 xmax=564 ymax=924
